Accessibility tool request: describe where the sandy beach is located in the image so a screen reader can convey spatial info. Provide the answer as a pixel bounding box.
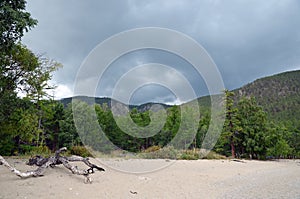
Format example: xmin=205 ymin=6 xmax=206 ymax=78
xmin=0 ymin=158 xmax=299 ymax=199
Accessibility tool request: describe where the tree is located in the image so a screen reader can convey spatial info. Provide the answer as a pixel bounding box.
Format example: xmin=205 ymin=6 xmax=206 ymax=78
xmin=154 ymin=105 xmax=180 ymax=147
xmin=0 ymin=0 xmax=38 ymax=116
xmin=0 ymin=45 xmax=39 ymax=126
xmin=236 ymin=97 xmax=268 ymax=159
xmin=24 ymin=57 xmax=61 ymax=147
xmin=58 ymin=103 xmax=81 ymax=149
xmin=0 ymin=1 xmax=62 ymax=155
xmin=217 ymin=90 xmax=241 ymax=158
xmin=265 ymin=123 xmax=293 ymax=158
xmin=40 ymin=101 xmax=65 ymax=151
xmin=0 ymin=0 xmax=37 ymax=49
xmin=196 ymin=111 xmax=210 ymax=148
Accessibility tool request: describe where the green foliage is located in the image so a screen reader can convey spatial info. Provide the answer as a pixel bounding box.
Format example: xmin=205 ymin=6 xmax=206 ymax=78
xmin=143 ymin=145 xmax=161 ymax=153
xmin=265 ymin=123 xmax=293 ymax=158
xmin=214 ymin=92 xmax=295 ymax=159
xmin=49 ymin=94 xmax=300 ymax=160
xmin=0 ymin=0 xmax=37 ymax=49
xmin=179 ymin=150 xmax=199 ymax=160
xmin=25 ymin=145 xmax=52 ymax=156
xmin=0 ymin=1 xmax=63 ymax=155
xmin=201 ymin=151 xmax=226 ymax=160
xmin=234 ymin=70 xmax=300 ymax=127
xmin=70 ymin=145 xmax=93 ymax=158
xmin=58 ymin=103 xmax=81 ymax=149
xmin=0 ymin=137 xmax=15 ymax=155
xmin=139 ymin=146 xmax=178 ymax=159
xmin=236 ymin=97 xmax=268 ymax=159
xmin=215 ymin=90 xmax=241 ymax=157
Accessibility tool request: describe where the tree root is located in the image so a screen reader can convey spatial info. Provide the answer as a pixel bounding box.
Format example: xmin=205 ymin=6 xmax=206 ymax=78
xmin=0 ymin=147 xmax=105 ymax=183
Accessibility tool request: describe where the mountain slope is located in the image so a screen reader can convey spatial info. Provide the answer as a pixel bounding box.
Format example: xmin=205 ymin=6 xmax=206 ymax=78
xmin=60 ymin=96 xmax=170 ymax=113
xmin=232 ymin=70 xmax=300 ymax=125
xmin=60 ymin=70 xmax=300 ymax=126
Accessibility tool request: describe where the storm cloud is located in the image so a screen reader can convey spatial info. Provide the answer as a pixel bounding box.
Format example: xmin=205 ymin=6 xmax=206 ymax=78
xmin=23 ymin=0 xmax=300 ymax=104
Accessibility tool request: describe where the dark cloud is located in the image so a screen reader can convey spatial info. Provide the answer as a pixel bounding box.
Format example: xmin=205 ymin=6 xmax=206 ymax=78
xmin=23 ymin=0 xmax=300 ymax=103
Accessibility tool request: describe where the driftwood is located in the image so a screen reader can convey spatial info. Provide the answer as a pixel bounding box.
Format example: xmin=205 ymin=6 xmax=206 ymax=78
xmin=0 ymin=147 xmax=104 ymax=183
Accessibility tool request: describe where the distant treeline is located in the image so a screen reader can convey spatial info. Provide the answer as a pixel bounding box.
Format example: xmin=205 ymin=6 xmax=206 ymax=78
xmin=1 ymin=91 xmax=299 ymax=159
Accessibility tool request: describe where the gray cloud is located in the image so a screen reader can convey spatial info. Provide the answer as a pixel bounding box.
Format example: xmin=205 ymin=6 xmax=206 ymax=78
xmin=23 ymin=0 xmax=300 ymax=103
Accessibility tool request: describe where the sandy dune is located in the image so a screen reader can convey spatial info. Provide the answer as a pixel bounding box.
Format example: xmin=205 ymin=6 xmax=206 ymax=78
xmin=0 ymin=158 xmax=299 ymax=199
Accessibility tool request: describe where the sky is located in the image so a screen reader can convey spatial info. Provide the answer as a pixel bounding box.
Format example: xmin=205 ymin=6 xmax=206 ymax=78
xmin=22 ymin=0 xmax=300 ymax=104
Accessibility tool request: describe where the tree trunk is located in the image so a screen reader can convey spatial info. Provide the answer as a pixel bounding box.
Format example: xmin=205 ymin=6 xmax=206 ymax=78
xmin=0 ymin=147 xmax=105 ymax=183
xmin=231 ymin=137 xmax=235 ymax=158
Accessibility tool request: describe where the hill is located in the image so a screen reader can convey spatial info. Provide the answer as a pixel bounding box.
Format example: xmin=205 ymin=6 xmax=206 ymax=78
xmin=60 ymin=96 xmax=171 ymax=113
xmin=60 ymin=70 xmax=300 ymax=126
xmin=232 ymin=70 xmax=300 ymax=126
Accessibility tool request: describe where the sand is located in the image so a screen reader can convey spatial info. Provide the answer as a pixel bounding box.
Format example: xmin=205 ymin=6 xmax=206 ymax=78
xmin=0 ymin=158 xmax=299 ymax=199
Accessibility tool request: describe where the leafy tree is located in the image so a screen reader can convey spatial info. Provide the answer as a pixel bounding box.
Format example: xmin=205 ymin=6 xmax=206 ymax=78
xmin=0 ymin=45 xmax=38 ymax=125
xmin=0 ymin=0 xmax=37 ymax=49
xmin=265 ymin=123 xmax=293 ymax=158
xmin=236 ymin=97 xmax=268 ymax=159
xmin=0 ymin=0 xmax=38 ymax=122
xmin=0 ymin=97 xmax=37 ymax=154
xmin=0 ymin=1 xmax=62 ymax=154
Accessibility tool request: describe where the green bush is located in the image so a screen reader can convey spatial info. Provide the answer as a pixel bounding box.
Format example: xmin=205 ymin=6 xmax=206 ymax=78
xmin=140 ymin=146 xmax=178 ymax=159
xmin=0 ymin=140 xmax=15 ymax=156
xmin=26 ymin=146 xmax=52 ymax=156
xmin=179 ymin=152 xmax=199 ymax=160
xmin=20 ymin=144 xmax=35 ymax=154
xmin=201 ymin=151 xmax=226 ymax=159
xmin=70 ymin=145 xmax=93 ymax=157
xmin=143 ymin=145 xmax=161 ymax=153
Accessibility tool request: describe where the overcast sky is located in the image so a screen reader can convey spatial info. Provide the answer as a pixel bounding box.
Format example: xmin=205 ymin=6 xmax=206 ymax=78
xmin=23 ymin=0 xmax=300 ymax=104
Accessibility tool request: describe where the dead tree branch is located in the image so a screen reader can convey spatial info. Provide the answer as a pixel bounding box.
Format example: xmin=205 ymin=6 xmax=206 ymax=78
xmin=0 ymin=147 xmax=105 ymax=183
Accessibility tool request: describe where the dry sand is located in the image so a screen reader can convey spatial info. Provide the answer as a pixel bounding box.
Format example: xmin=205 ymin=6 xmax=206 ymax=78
xmin=0 ymin=158 xmax=299 ymax=199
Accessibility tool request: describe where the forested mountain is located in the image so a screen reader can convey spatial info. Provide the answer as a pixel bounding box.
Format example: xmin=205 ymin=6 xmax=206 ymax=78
xmin=60 ymin=96 xmax=171 ymax=113
xmin=62 ymin=70 xmax=300 ymax=127
xmin=232 ymin=70 xmax=300 ymax=126
xmin=193 ymin=70 xmax=300 ymax=126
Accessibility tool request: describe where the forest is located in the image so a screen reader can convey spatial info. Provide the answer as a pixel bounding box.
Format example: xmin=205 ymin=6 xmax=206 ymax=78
xmin=1 ymin=1 xmax=299 ymax=159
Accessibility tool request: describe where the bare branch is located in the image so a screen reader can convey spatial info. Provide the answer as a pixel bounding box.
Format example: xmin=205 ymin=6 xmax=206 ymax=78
xmin=0 ymin=147 xmax=105 ymax=183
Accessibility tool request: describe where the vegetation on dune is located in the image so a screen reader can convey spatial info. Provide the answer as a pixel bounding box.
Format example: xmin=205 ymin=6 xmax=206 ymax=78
xmin=0 ymin=0 xmax=299 ymax=160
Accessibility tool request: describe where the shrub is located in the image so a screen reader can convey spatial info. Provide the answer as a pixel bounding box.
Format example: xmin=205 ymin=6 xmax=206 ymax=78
xmin=179 ymin=150 xmax=199 ymax=160
xmin=201 ymin=151 xmax=226 ymax=159
xmin=143 ymin=145 xmax=161 ymax=153
xmin=26 ymin=146 xmax=52 ymax=156
xmin=140 ymin=146 xmax=178 ymax=159
xmin=179 ymin=153 xmax=199 ymax=160
xmin=0 ymin=142 xmax=16 ymax=156
xmin=19 ymin=144 xmax=35 ymax=154
xmin=70 ymin=145 xmax=93 ymax=157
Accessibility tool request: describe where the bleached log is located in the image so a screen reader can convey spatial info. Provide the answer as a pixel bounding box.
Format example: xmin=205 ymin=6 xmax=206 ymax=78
xmin=0 ymin=147 xmax=105 ymax=183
